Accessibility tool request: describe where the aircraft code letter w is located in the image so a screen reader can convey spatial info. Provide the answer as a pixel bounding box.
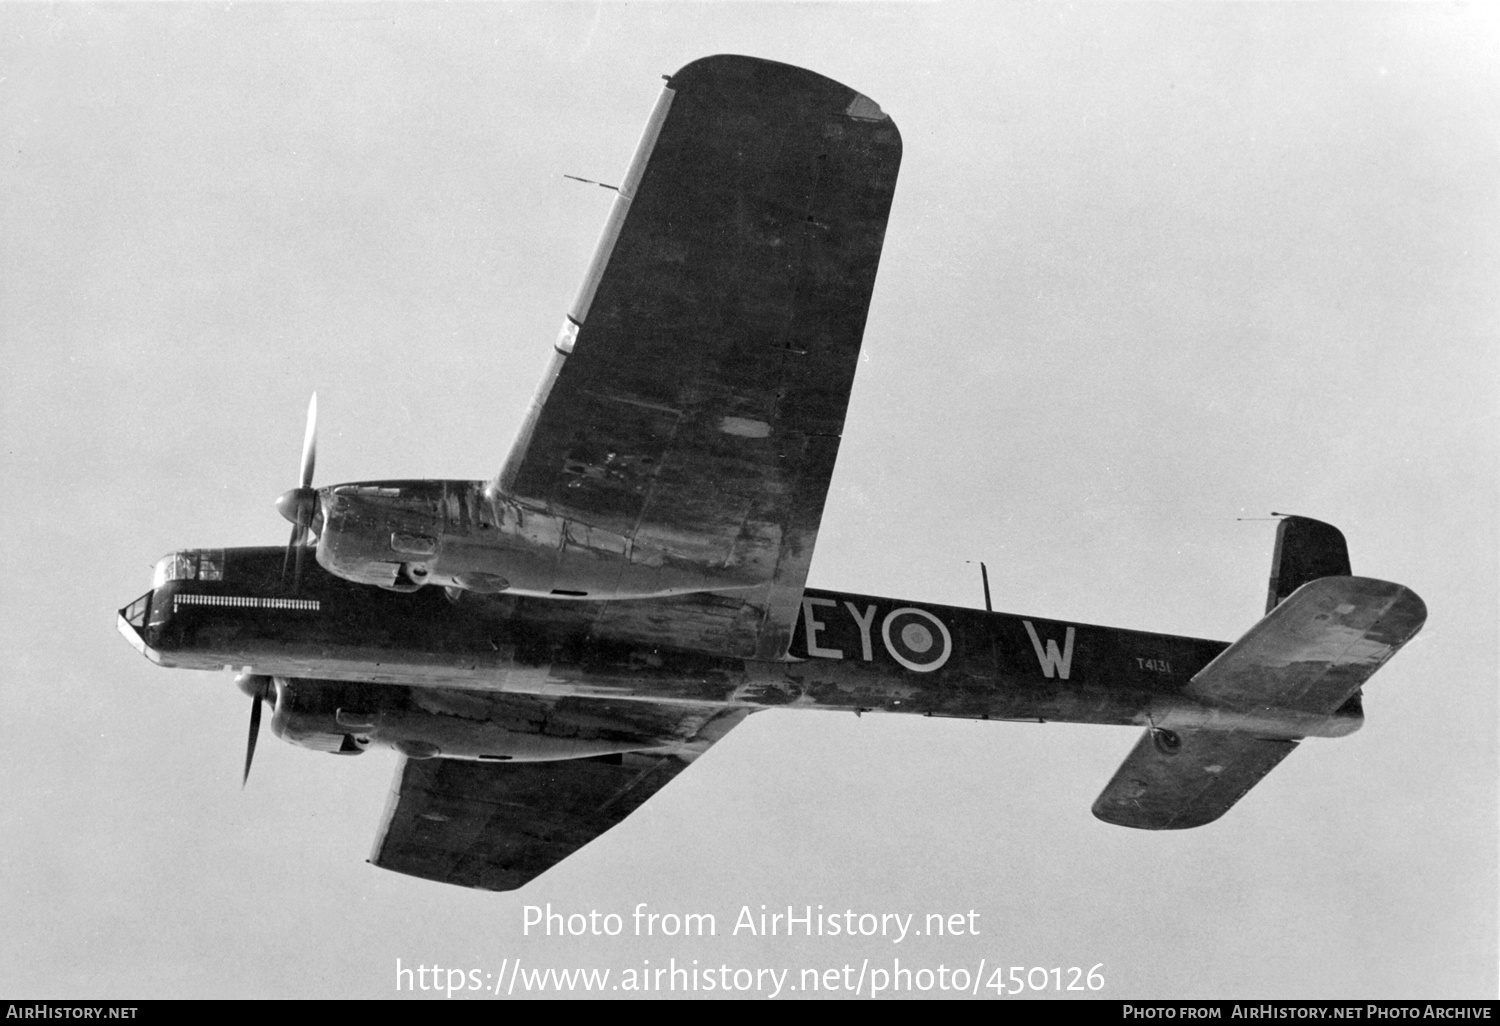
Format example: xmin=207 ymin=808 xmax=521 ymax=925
xmin=1023 ymin=621 xmax=1076 ymax=680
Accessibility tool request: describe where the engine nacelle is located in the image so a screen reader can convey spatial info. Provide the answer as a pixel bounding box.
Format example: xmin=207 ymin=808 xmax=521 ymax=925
xmin=269 ymin=677 xmax=667 ymax=762
xmin=313 ymin=479 xmax=755 ymax=600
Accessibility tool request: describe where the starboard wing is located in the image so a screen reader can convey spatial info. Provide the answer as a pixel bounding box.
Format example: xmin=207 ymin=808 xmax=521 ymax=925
xmin=494 ymin=55 xmax=902 ymax=660
xmin=369 ymin=703 xmax=748 ymax=890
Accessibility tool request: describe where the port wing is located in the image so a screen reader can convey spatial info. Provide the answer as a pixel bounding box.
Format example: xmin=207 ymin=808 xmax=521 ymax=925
xmin=370 ymin=706 xmax=748 ymax=890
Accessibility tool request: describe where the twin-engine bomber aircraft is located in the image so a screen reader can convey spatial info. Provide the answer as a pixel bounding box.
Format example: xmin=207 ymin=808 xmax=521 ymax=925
xmin=118 ymin=56 xmax=1425 ymax=891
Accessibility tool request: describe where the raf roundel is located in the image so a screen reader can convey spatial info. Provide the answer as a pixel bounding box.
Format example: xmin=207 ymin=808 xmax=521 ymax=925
xmin=881 ymin=607 xmax=952 ymax=672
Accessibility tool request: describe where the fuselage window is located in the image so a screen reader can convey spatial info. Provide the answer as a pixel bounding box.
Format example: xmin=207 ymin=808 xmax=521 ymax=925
xmin=196 ymin=550 xmax=225 ymax=581
xmin=153 ymin=552 xmax=197 ymax=588
xmin=122 ymin=593 xmax=151 ymax=628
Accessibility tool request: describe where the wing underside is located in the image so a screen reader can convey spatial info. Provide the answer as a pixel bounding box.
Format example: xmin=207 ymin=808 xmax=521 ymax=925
xmin=369 ymin=700 xmax=748 ymax=890
xmin=495 ymin=55 xmax=902 ymax=660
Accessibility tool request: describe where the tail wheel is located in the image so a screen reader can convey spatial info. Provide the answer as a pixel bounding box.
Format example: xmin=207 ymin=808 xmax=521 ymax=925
xmin=1152 ymin=728 xmax=1182 ymax=756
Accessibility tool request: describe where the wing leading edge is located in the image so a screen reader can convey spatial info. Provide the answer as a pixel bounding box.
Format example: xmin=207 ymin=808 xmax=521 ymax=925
xmin=494 ymin=55 xmax=902 ymax=661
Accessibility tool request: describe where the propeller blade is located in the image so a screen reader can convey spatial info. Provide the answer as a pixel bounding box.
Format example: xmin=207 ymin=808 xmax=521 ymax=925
xmin=242 ymin=692 xmax=263 ymax=787
xmin=281 ymin=520 xmax=301 ymax=585
xmin=299 ymin=393 xmax=318 ymax=489
xmin=293 ymin=531 xmax=308 ymax=592
xmin=278 ymin=393 xmax=320 ymax=589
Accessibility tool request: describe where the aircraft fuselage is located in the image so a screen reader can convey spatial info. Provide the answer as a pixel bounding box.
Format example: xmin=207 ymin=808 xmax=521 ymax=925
xmin=120 ymin=547 xmax=1363 ymax=755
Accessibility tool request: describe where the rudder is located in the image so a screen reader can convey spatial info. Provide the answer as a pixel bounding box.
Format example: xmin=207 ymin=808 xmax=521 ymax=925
xmin=1266 ymin=515 xmax=1350 ymax=613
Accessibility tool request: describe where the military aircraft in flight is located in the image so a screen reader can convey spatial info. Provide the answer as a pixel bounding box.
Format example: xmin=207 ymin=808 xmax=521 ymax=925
xmin=118 ymin=55 xmax=1426 ymax=891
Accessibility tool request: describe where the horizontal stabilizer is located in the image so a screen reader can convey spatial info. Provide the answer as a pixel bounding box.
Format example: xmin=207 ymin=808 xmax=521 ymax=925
xmin=1094 ymin=576 xmax=1424 ymax=830
xmin=1186 ymin=576 xmax=1426 ymax=718
xmin=1093 ymin=729 xmax=1299 ymax=829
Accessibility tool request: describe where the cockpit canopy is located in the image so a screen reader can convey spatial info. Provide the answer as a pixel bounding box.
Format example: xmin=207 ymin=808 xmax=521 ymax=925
xmin=152 ymin=549 xmax=225 ymax=589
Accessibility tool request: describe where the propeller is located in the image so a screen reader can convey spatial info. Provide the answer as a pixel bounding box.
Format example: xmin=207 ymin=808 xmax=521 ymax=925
xmin=275 ymin=393 xmax=319 ymax=590
xmin=236 ymin=674 xmax=276 ymax=786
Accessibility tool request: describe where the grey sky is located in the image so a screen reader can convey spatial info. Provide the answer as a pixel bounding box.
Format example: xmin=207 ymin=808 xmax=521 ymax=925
xmin=2 ymin=2 xmax=1495 ymax=999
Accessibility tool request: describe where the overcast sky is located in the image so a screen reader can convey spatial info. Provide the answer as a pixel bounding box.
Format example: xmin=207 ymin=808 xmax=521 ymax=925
xmin=3 ymin=2 xmax=1495 ymax=999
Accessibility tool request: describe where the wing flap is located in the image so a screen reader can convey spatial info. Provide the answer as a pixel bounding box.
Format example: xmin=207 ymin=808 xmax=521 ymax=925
xmin=1092 ymin=728 xmax=1299 ymax=830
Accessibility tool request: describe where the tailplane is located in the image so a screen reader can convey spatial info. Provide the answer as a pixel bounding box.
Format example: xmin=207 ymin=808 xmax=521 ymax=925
xmin=1093 ymin=730 xmax=1299 ymax=830
xmin=1093 ymin=517 xmax=1425 ymax=830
